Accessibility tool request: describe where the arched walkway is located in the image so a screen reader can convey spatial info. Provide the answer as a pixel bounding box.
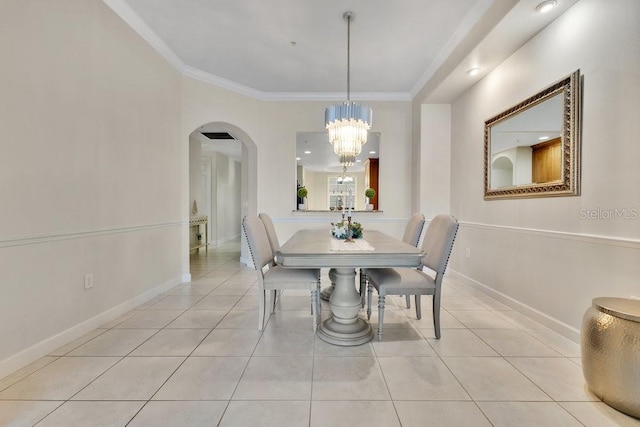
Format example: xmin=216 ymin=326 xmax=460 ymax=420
xmin=185 ymin=122 xmax=258 ymax=278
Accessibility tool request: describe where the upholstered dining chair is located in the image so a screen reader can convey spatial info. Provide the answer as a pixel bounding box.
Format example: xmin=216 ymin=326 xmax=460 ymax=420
xmin=259 ymin=213 xmax=280 ymax=255
xmin=242 ymin=215 xmax=321 ymax=331
xmin=365 ymin=214 xmax=458 ymax=340
xmin=359 ymin=213 xmax=425 ymax=307
xmin=259 ymin=212 xmax=284 ymax=302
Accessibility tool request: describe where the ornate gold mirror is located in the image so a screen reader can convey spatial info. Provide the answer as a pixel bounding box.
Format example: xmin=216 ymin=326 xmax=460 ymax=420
xmin=484 ymin=70 xmax=582 ymax=200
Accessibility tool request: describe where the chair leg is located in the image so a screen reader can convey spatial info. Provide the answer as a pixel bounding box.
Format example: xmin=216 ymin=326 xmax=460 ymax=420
xmin=271 ymin=289 xmax=278 ymax=313
xmin=366 ymin=283 xmax=373 ymax=320
xmin=415 ymin=295 xmax=421 ymax=319
xmin=377 ymin=295 xmax=385 ymax=341
xmin=359 ymin=270 xmax=366 ymax=308
xmin=432 ymin=293 xmax=441 ymax=339
xmin=258 ymin=289 xmax=266 ymax=330
xmin=310 ymin=288 xmax=318 ymax=333
xmin=405 ymin=294 xmax=411 ymax=309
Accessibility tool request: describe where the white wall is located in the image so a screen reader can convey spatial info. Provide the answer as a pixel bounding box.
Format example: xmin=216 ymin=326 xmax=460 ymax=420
xmin=303 ymin=170 xmax=329 ymax=210
xmin=188 ymin=137 xmax=202 ymax=248
xmin=420 ymin=104 xmax=452 ymax=219
xmin=181 ymin=78 xmax=415 ymax=243
xmin=189 ymin=137 xmax=202 ymax=215
xmin=0 ymin=0 xmax=183 ymax=376
xmin=215 ymin=155 xmax=242 ymax=244
xmin=195 ymin=150 xmax=242 ymax=246
xmin=448 ymin=0 xmax=640 ymax=340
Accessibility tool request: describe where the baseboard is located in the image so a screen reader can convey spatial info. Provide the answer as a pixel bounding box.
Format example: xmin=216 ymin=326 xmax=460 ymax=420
xmin=0 ymin=275 xmax=183 ymax=380
xmin=448 ymin=269 xmax=580 ymax=343
xmin=239 ymin=255 xmax=253 ymax=268
xmin=213 ymin=234 xmax=241 ymax=246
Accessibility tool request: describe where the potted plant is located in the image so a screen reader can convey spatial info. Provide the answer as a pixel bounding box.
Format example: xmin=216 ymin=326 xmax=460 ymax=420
xmin=297 ymin=187 xmax=308 ymax=210
xmin=364 ymin=188 xmax=376 ymax=210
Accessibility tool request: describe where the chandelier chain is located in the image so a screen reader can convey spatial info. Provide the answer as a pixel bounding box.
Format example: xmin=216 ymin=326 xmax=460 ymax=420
xmin=346 ymin=13 xmax=351 ymax=101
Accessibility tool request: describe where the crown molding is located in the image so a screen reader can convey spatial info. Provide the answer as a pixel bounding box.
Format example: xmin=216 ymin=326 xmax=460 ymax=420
xmin=102 ymin=0 xmax=185 ymax=72
xmin=410 ymin=0 xmax=494 ymax=98
xmin=265 ymin=92 xmax=412 ymax=102
xmin=181 ymin=65 xmax=266 ymax=99
xmin=103 ymin=0 xmax=412 ymax=102
xmin=180 ymin=66 xmax=412 ymax=102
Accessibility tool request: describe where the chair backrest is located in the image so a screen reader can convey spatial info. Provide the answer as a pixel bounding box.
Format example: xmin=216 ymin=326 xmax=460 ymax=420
xmin=402 ymin=213 xmax=425 ymax=247
xmin=259 ymin=212 xmax=280 ymax=253
xmin=421 ymin=215 xmax=459 ymax=278
xmin=242 ymin=215 xmax=274 ymax=271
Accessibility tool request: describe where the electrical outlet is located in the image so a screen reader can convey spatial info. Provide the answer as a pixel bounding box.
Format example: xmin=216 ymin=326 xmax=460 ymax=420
xmin=84 ymin=273 xmax=94 ymax=290
xmin=465 ymin=248 xmax=471 ymax=258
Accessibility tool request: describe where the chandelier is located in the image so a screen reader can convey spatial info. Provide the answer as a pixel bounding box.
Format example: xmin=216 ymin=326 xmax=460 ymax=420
xmin=325 ymin=11 xmax=372 ymax=166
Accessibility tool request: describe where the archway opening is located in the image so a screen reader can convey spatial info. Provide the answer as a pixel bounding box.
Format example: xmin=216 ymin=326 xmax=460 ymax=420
xmin=187 ymin=122 xmax=257 ymax=272
xmin=491 ymin=156 xmax=514 ymax=189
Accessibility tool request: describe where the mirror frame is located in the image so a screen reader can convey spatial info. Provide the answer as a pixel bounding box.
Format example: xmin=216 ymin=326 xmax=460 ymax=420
xmin=484 ymin=70 xmax=582 ymax=200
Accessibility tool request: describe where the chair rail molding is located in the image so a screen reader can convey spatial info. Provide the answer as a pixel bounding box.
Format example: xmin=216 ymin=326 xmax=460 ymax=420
xmin=0 ymin=221 xmax=184 ymax=248
xmin=459 ymin=221 xmax=640 ymax=250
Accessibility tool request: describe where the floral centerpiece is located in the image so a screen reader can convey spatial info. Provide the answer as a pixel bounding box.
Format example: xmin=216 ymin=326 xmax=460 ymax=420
xmin=331 ymin=221 xmax=363 ymax=239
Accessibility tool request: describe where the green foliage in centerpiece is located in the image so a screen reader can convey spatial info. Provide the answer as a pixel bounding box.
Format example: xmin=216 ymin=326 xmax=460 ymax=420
xmin=331 ymin=221 xmax=363 ymax=239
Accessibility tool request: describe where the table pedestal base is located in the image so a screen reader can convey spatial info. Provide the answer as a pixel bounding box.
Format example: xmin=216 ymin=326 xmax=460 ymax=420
xmin=318 ymin=317 xmax=373 ymax=346
xmin=317 ymin=267 xmax=373 ymax=346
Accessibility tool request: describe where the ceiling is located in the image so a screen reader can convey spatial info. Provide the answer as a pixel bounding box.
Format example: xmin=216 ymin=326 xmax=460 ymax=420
xmin=105 ymin=0 xmax=578 ymax=102
xmin=106 ymin=0 xmax=578 ymax=170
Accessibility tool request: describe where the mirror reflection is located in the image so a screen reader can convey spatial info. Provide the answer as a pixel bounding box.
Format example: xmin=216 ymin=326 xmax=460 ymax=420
xmin=489 ymin=92 xmax=562 ymax=189
xmin=296 ymin=132 xmax=380 ymax=211
xmin=484 ymin=70 xmax=581 ymax=200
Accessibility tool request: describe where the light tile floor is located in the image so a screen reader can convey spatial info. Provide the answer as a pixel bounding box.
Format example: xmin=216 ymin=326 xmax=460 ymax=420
xmin=1 ymin=240 xmax=639 ymax=426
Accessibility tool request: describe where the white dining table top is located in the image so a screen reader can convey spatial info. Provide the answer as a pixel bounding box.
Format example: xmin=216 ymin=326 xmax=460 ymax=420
xmin=275 ymin=229 xmax=423 ymax=269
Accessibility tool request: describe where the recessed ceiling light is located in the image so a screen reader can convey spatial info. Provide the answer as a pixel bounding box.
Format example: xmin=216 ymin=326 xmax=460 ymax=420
xmin=536 ymin=0 xmax=557 ymax=13
xmin=538 ymin=136 xmax=549 ymax=140
xmin=304 ymin=151 xmax=311 ymax=154
xmin=369 ymin=151 xmax=376 ymax=154
xmin=296 ymin=157 xmax=301 ymax=161
xmin=355 ymin=159 xmax=362 ymax=163
xmin=467 ymin=67 xmax=481 ymax=76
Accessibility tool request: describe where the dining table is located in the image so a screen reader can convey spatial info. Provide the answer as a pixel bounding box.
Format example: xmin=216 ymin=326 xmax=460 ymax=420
xmin=275 ymin=229 xmax=424 ymax=346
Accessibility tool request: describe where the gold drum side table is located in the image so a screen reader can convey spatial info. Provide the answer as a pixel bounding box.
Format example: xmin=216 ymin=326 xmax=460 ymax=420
xmin=581 ymin=297 xmax=640 ymax=419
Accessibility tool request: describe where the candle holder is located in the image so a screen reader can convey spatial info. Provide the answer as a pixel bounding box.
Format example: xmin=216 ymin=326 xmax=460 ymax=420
xmin=345 ymin=214 xmax=354 ymax=242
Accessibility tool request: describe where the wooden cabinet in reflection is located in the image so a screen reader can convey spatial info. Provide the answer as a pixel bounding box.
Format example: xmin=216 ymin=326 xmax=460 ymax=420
xmin=364 ymin=158 xmax=379 ymax=210
xmin=532 ymin=138 xmax=561 ymax=183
